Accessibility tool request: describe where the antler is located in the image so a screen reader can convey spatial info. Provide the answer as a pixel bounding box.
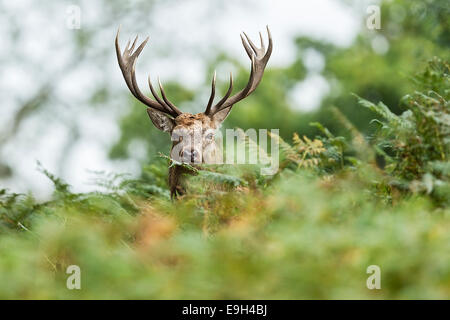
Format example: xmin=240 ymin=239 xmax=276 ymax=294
xmin=205 ymin=26 xmax=273 ymax=116
xmin=115 ymin=27 xmax=182 ymax=118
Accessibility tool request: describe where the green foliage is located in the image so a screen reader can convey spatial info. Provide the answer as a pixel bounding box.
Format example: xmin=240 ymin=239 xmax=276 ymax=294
xmin=305 ymin=0 xmax=450 ymax=139
xmin=356 ymin=58 xmax=449 ymax=205
xmin=269 ymin=131 xmax=327 ymax=172
xmin=0 ymin=189 xmax=38 ymax=233
xmin=0 ymin=163 xmax=449 ymax=299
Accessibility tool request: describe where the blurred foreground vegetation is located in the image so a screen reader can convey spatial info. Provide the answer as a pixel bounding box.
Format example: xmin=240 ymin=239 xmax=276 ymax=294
xmin=0 ymin=58 xmax=449 ymax=299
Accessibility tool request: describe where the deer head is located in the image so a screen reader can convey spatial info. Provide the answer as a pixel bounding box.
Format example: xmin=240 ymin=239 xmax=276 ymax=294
xmin=115 ymin=26 xmax=272 ymax=165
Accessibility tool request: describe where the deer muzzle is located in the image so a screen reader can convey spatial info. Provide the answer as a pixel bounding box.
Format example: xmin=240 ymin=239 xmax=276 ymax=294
xmin=180 ymin=148 xmax=201 ymax=164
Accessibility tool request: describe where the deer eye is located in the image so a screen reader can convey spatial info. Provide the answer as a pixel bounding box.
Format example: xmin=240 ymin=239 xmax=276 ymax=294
xmin=205 ymin=132 xmax=214 ymax=141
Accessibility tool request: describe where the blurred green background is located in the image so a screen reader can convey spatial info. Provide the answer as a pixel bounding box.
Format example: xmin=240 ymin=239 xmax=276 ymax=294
xmin=0 ymin=0 xmax=449 ymax=299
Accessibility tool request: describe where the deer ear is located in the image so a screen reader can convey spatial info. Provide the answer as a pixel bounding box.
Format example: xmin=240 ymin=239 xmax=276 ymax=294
xmin=211 ymin=106 xmax=232 ymax=125
xmin=146 ymin=108 xmax=175 ymax=132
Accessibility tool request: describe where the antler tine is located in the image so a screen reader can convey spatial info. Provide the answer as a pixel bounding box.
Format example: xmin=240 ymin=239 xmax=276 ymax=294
xmin=262 ymin=25 xmax=273 ymax=64
xmin=115 ymin=27 xmax=181 ymax=118
xmin=259 ymin=31 xmax=265 ymax=52
xmin=158 ymin=78 xmax=182 ymax=116
xmin=115 ymin=27 xmax=136 ymax=97
xmin=209 ymin=72 xmax=234 ymax=114
xmin=130 ymin=65 xmax=168 ymax=113
xmin=147 ymin=75 xmax=173 ymax=113
xmin=129 ymin=35 xmax=138 ymax=52
xmin=204 ymin=71 xmax=217 ymax=115
xmin=213 ymin=56 xmax=255 ymax=114
xmin=207 ymin=26 xmax=272 ymax=116
xmin=243 ymin=31 xmax=259 ymax=54
xmin=240 ymin=33 xmax=253 ymax=59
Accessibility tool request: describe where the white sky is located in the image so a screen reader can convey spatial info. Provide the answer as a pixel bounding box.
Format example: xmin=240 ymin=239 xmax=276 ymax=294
xmin=0 ymin=0 xmax=368 ymax=198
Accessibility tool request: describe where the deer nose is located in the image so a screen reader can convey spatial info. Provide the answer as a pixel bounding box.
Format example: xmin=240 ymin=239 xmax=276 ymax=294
xmin=181 ymin=148 xmax=200 ymax=163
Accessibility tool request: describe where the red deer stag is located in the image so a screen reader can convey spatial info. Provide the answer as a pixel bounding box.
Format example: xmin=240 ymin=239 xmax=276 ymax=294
xmin=115 ymin=26 xmax=272 ymax=198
